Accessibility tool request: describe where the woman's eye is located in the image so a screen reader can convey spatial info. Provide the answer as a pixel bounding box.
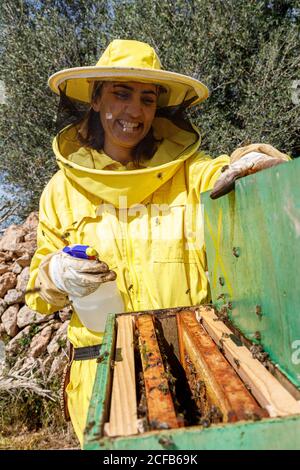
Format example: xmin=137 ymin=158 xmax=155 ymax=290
xmin=112 ymin=92 xmax=155 ymax=106
xmin=142 ymin=99 xmax=155 ymax=105
xmin=113 ymin=92 xmax=129 ymax=99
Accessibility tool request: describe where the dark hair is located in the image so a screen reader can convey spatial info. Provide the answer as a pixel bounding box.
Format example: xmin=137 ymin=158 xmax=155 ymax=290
xmin=77 ymin=82 xmax=159 ymax=166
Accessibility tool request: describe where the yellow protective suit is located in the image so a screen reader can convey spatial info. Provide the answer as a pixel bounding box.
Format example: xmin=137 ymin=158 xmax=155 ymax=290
xmin=26 ymin=117 xmax=229 ymax=445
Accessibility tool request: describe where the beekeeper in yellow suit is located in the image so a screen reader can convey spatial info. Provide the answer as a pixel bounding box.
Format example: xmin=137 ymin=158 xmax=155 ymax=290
xmin=25 ymin=39 xmax=289 ymax=446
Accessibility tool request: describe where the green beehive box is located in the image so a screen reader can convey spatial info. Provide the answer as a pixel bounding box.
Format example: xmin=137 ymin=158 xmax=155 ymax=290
xmin=83 ymin=159 xmax=300 ymax=450
xmin=203 ymin=157 xmax=300 ymax=388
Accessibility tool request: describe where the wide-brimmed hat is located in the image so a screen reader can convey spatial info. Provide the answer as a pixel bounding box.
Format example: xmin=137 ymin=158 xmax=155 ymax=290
xmin=48 ymin=39 xmax=209 ymax=108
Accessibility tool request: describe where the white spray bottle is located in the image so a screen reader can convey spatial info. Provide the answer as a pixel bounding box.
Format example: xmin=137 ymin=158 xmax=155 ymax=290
xmin=63 ymin=245 xmax=124 ymax=332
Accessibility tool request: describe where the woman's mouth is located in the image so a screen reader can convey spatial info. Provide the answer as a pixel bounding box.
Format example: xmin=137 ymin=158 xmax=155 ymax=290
xmin=117 ymin=119 xmax=142 ymax=133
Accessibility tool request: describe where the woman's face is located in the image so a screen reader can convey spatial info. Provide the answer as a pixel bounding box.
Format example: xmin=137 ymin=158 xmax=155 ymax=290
xmin=92 ymin=81 xmax=158 ymax=156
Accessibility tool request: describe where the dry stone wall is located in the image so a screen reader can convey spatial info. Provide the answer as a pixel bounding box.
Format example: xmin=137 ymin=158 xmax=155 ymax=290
xmin=0 ymin=212 xmax=70 ymax=382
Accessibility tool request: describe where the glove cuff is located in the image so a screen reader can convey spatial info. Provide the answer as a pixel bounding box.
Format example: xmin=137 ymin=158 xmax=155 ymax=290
xmin=35 ymin=253 xmax=69 ymax=307
xmin=49 ymin=254 xmax=68 ymax=293
xmin=230 ymin=143 xmax=291 ymax=164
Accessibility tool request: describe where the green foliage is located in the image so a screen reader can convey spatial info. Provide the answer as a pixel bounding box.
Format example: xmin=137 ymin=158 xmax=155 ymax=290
xmin=110 ymin=0 xmax=300 ymax=156
xmin=57 ymin=336 xmax=67 ymax=349
xmin=0 ymin=331 xmax=11 ymax=346
xmin=0 ymin=0 xmax=109 ymax=215
xmin=17 ymin=323 xmax=40 ymax=352
xmin=0 ymin=0 xmax=299 ymax=217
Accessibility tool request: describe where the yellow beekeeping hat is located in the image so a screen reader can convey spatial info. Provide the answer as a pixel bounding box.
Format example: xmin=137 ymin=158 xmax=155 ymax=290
xmin=48 ymin=39 xmax=209 ymax=108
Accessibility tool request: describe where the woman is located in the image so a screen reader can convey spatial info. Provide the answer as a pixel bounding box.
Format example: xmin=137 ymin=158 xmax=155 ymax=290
xmin=25 ymin=39 xmax=288 ymax=446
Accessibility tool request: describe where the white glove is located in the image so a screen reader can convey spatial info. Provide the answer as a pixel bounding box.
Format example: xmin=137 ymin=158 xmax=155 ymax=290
xmin=49 ymin=250 xmax=116 ymax=298
xmin=210 ymin=151 xmax=286 ymax=199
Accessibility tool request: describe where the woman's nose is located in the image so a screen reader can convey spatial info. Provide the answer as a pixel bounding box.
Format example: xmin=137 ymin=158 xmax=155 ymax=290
xmin=126 ymin=98 xmax=142 ymax=118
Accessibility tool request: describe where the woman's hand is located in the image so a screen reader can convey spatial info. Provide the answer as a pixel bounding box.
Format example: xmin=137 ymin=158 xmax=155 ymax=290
xmin=49 ymin=250 xmax=116 ymax=298
xmin=210 ymin=149 xmax=288 ymax=200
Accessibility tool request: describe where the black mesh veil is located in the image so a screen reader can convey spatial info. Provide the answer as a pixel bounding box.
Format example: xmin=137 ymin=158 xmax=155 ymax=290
xmin=55 ymin=85 xmax=91 ymax=133
xmin=55 ymin=82 xmax=198 ymax=136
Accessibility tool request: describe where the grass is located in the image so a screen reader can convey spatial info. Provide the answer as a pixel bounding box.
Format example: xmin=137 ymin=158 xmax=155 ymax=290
xmin=0 ymin=370 xmax=80 ymax=450
xmin=0 ymin=336 xmax=81 ymax=450
xmin=0 ymin=423 xmax=79 ymax=450
xmin=0 ymin=393 xmax=80 ymax=450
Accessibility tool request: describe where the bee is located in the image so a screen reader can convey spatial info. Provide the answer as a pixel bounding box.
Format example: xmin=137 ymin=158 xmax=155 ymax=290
xmin=158 ymin=383 xmax=169 ymax=394
xmin=158 ymin=436 xmax=174 ymax=449
xmin=61 ymin=231 xmax=70 ymax=241
xmin=218 ymin=306 xmax=228 ymax=321
xmin=218 ymin=338 xmax=224 ymax=354
xmin=254 ymin=331 xmax=261 ymax=341
xmin=255 ymin=305 xmax=263 ymax=317
xmin=221 ymin=332 xmax=230 ymax=339
xmin=84 ymin=419 xmax=96 ymax=433
xmin=217 ymin=293 xmax=226 ymax=300
xmin=150 ymin=420 xmax=170 ymax=430
xmin=234 ymin=357 xmax=240 ymax=368
xmin=245 ymin=412 xmax=261 ymax=422
xmin=221 ymin=165 xmax=230 ymax=173
xmin=138 ymin=402 xmax=148 ymax=415
xmin=96 ymin=351 xmax=109 ymax=363
xmin=232 ymin=247 xmax=240 ymax=258
xmin=199 ymin=417 xmax=210 ymax=428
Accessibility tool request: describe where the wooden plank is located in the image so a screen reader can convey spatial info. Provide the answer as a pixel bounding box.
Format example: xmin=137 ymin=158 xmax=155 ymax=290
xmin=105 ymin=315 xmax=137 ymax=437
xmin=184 ymin=350 xmax=212 ymax=418
xmin=176 ymin=313 xmax=186 ymax=369
xmin=136 ymin=314 xmax=179 ymax=430
xmin=83 ymin=314 xmax=116 ymax=448
xmin=197 ymin=306 xmax=300 ymax=417
xmin=180 ymin=310 xmax=267 ymax=422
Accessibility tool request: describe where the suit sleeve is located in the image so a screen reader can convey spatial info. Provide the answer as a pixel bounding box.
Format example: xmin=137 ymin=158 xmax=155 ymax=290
xmin=187 ymin=151 xmax=231 ymax=198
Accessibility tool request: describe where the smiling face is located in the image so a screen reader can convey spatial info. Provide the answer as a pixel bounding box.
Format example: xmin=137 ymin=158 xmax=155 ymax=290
xmin=92 ymin=81 xmax=158 ymax=162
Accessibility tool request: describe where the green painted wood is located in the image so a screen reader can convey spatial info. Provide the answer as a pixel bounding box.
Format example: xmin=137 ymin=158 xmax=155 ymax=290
xmin=85 ymin=414 xmax=300 ymax=450
xmin=83 ymin=313 xmax=116 ymax=449
xmin=202 ymin=158 xmax=300 ymax=387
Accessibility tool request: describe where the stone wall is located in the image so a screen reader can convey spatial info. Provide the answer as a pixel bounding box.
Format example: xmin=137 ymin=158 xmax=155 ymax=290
xmin=0 ymin=212 xmax=70 ymax=382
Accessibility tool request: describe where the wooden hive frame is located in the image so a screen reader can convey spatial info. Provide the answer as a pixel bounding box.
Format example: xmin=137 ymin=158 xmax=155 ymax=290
xmin=177 ymin=310 xmax=268 ymax=422
xmin=84 ymin=306 xmax=300 ymax=450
